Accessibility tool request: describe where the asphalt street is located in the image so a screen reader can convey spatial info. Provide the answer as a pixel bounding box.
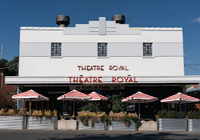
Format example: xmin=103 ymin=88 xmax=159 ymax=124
xmin=0 ymin=130 xmax=200 ymax=140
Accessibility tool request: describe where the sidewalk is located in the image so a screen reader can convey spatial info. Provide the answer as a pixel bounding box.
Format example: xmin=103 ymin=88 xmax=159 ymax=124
xmin=1 ymin=129 xmax=200 ymax=140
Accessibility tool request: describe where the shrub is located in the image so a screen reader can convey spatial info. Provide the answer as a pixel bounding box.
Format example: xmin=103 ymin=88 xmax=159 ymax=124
xmin=198 ymin=110 xmax=200 ymax=119
xmin=175 ymin=111 xmax=186 ymax=118
xmin=78 ymin=111 xmax=107 ymax=127
xmin=17 ymin=108 xmax=27 ymax=116
xmin=31 ymin=110 xmax=57 ymax=118
xmin=6 ymin=109 xmax=15 ymax=116
xmin=107 ymin=111 xmax=141 ymax=128
xmin=52 ymin=110 xmax=57 ymax=117
xmin=32 ymin=110 xmax=43 ymax=118
xmin=186 ymin=111 xmax=200 ymax=119
xmin=44 ymin=110 xmax=52 ymax=118
xmin=0 ymin=108 xmax=4 ymax=116
xmin=157 ymin=110 xmax=168 ymax=118
xmin=157 ymin=110 xmax=186 ymax=119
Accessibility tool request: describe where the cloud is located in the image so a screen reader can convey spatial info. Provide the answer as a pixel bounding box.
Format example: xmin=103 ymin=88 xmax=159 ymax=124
xmin=193 ymin=17 xmax=200 ymax=23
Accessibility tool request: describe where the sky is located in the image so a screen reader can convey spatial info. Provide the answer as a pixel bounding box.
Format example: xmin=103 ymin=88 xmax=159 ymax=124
xmin=0 ymin=0 xmax=200 ymax=75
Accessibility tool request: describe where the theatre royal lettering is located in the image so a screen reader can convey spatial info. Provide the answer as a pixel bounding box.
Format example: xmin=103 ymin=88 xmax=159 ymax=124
xmin=77 ymin=65 xmax=129 ymax=71
xmin=68 ymin=76 xmax=137 ymax=83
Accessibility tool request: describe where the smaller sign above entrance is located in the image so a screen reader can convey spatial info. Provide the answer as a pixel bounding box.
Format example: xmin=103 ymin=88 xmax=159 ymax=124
xmin=48 ymin=91 xmax=66 ymax=94
xmin=69 ymin=85 xmax=125 ymax=90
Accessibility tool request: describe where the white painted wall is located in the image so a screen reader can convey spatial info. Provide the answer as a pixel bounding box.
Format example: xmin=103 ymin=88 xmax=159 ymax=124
xmin=19 ymin=57 xmax=184 ymax=76
xmin=19 ymin=25 xmax=184 ymax=77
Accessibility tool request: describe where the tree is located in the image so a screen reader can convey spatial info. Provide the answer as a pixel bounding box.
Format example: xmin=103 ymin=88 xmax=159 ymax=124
xmin=0 ymin=59 xmax=8 ymax=65
xmin=79 ymin=102 xmax=101 ymax=112
xmin=5 ymin=56 xmax=19 ymax=76
xmin=107 ymin=92 xmax=125 ymax=113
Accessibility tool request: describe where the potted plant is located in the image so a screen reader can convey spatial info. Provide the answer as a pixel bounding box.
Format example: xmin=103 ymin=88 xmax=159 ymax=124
xmin=77 ymin=111 xmax=107 ymax=130
xmin=157 ymin=110 xmax=187 ymax=131
xmin=107 ymin=111 xmax=141 ymax=131
xmin=27 ymin=110 xmax=57 ymax=130
xmin=0 ymin=108 xmax=27 ymax=129
xmin=187 ymin=110 xmax=200 ymax=132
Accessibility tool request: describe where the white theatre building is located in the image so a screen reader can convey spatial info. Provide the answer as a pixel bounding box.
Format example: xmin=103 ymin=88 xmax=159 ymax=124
xmin=5 ymin=15 xmax=200 ymax=117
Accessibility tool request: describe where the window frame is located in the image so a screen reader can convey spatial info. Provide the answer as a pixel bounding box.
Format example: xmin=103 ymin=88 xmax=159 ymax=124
xmin=143 ymin=42 xmax=153 ymax=57
xmin=97 ymin=42 xmax=109 ymax=58
xmin=51 ymin=42 xmax=62 ymax=58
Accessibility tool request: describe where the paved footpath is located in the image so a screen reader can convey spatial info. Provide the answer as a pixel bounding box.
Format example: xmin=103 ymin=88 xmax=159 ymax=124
xmin=0 ymin=130 xmax=200 ymax=140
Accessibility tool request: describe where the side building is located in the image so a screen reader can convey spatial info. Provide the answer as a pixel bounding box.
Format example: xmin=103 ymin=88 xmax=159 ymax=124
xmin=0 ymin=63 xmax=17 ymax=109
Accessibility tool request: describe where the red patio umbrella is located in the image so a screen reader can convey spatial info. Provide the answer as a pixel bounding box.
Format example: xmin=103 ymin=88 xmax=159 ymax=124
xmin=88 ymin=91 xmax=108 ymax=101
xmin=161 ymin=92 xmax=200 ymax=111
xmin=12 ymin=89 xmax=49 ymax=113
xmin=57 ymin=89 xmax=91 ymax=116
xmin=122 ymin=91 xmax=158 ymax=118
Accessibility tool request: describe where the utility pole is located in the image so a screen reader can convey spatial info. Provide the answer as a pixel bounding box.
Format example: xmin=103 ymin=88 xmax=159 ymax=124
xmin=0 ymin=44 xmax=3 ymax=62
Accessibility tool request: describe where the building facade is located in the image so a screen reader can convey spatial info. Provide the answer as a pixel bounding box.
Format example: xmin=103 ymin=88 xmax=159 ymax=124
xmin=5 ymin=15 xmax=200 ymax=117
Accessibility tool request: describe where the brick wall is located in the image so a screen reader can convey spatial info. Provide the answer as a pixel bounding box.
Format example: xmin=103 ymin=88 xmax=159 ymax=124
xmin=0 ymin=63 xmax=17 ymax=108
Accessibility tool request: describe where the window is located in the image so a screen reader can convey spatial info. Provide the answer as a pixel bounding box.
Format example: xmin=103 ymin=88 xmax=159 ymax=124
xmin=51 ymin=43 xmax=61 ymax=57
xmin=98 ymin=43 xmax=107 ymax=57
xmin=143 ymin=43 xmax=153 ymax=57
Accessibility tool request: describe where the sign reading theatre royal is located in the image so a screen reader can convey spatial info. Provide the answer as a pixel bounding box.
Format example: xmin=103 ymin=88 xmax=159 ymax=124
xmin=68 ymin=76 xmax=137 ymax=83
xmin=77 ymin=65 xmax=129 ymax=71
xmin=73 ymin=64 xmax=136 ymax=83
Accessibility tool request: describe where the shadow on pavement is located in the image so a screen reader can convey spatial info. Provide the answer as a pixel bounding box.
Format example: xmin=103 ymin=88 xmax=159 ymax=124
xmin=37 ymin=132 xmax=198 ymax=140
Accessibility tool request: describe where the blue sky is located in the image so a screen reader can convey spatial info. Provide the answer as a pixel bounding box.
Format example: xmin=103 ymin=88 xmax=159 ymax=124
xmin=0 ymin=0 xmax=200 ymax=75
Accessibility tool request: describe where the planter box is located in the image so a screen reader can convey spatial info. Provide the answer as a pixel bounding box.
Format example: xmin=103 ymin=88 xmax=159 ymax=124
xmin=78 ymin=119 xmax=107 ymax=130
xmin=108 ymin=121 xmax=137 ymax=131
xmin=188 ymin=119 xmax=200 ymax=132
xmin=157 ymin=118 xmax=187 ymax=131
xmin=58 ymin=119 xmax=77 ymax=130
xmin=138 ymin=121 xmax=157 ymax=131
xmin=27 ymin=117 xmax=57 ymax=130
xmin=0 ymin=116 xmax=26 ymax=130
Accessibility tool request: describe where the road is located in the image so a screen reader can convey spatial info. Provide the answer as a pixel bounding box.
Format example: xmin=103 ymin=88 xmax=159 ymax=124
xmin=0 ymin=130 xmax=200 ymax=140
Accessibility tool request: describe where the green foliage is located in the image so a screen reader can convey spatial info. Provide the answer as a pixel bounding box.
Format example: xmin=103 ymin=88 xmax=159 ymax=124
xmin=187 ymin=110 xmax=200 ymax=119
xmin=170 ymin=111 xmax=185 ymax=118
xmin=0 ymin=59 xmax=8 ymax=65
xmin=79 ymin=102 xmax=101 ymax=112
xmin=121 ymin=115 xmax=141 ymax=128
xmin=13 ymin=109 xmax=19 ymax=115
xmin=121 ymin=115 xmax=131 ymax=126
xmin=198 ymin=110 xmax=200 ymax=119
xmin=107 ymin=92 xmax=125 ymax=113
xmin=5 ymin=56 xmax=19 ymax=76
xmin=0 ymin=56 xmax=19 ymax=76
xmin=130 ymin=116 xmax=142 ymax=128
xmin=107 ymin=111 xmax=141 ymax=128
xmin=157 ymin=110 xmax=168 ymax=118
xmin=157 ymin=110 xmax=186 ymax=119
xmin=100 ymin=114 xmax=107 ymax=123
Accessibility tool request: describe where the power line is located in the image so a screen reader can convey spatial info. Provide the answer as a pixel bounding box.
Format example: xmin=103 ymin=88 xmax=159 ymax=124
xmin=185 ymin=64 xmax=200 ymax=73
xmin=0 ymin=62 xmax=18 ymax=69
xmin=185 ymin=64 xmax=200 ymax=65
